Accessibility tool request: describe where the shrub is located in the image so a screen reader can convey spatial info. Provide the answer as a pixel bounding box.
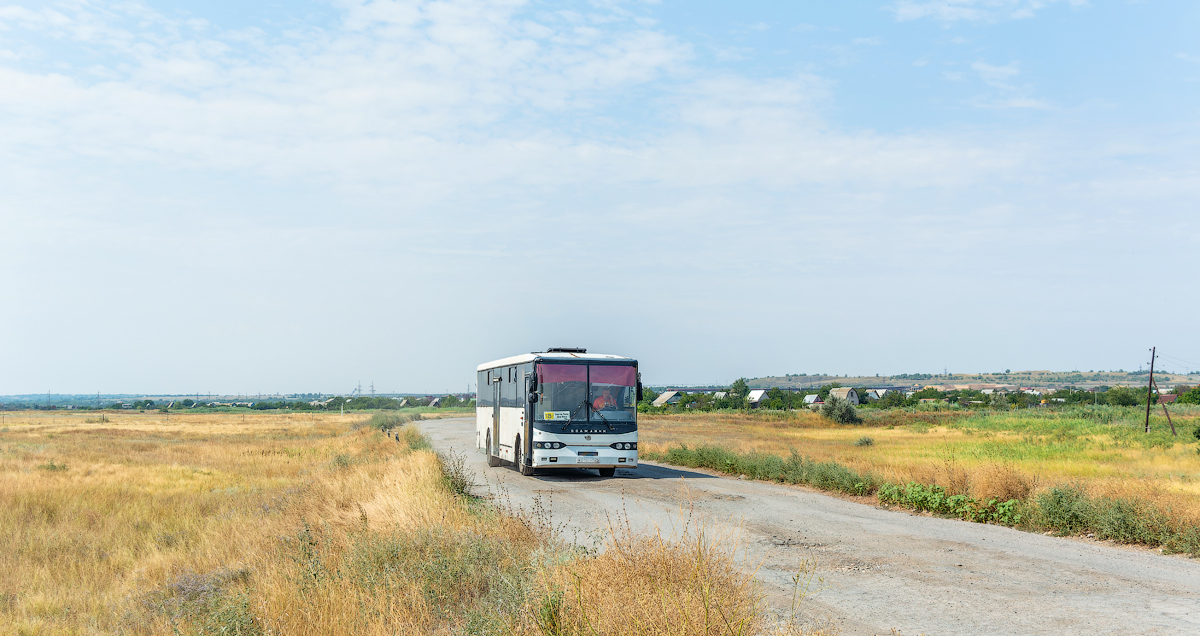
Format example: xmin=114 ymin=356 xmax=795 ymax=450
xmin=654 ymin=445 xmax=878 ymax=496
xmin=854 ymin=436 xmax=874 ymax=447
xmin=820 ymin=396 xmax=862 ymax=424
xmin=437 ymin=450 xmax=477 ymax=501
xmin=879 ymin=481 xmax=1023 ymax=525
xmin=1193 ymin=426 xmax=1200 ymax=442
xmin=1033 ymin=485 xmax=1091 ymax=535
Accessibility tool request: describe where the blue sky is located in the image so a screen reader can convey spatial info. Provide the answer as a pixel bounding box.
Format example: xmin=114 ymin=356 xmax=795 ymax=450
xmin=1 ymin=0 xmax=1198 ymax=394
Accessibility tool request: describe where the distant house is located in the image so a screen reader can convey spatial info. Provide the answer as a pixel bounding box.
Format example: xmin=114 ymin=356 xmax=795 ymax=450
xmin=828 ymin=387 xmax=860 ymax=405
xmin=652 ymin=391 xmax=681 ymax=407
xmin=1158 ymin=394 xmax=1178 ymax=405
xmin=803 ymin=394 xmax=822 ymax=405
xmin=712 ymin=392 xmax=727 ymax=400
xmin=747 ymin=389 xmax=769 ymax=408
xmin=397 ymin=398 xmax=408 ymax=407
xmin=429 ymin=397 xmax=443 ymax=408
xmin=865 ymin=389 xmax=890 ymax=401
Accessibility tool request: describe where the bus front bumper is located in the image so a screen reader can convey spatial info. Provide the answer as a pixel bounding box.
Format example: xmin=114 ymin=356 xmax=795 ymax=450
xmin=533 ymin=448 xmax=638 ymax=468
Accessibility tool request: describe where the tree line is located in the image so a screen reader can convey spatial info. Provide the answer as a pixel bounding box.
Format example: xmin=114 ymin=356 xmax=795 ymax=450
xmin=638 ymin=380 xmax=1200 ymax=413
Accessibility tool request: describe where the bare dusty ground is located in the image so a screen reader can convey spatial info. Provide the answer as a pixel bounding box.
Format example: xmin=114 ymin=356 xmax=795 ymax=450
xmin=419 ymin=418 xmax=1199 ymax=636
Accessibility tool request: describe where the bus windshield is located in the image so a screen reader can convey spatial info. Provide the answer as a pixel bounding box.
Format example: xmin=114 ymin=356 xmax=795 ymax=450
xmin=537 ymin=363 xmax=637 ymax=423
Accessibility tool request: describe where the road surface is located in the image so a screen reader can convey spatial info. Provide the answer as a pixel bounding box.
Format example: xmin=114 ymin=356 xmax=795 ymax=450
xmin=419 ymin=418 xmax=1200 ymax=636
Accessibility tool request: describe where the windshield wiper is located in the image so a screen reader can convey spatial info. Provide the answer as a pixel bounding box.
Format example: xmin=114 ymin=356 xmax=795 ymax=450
xmin=564 ymin=399 xmax=589 ymax=430
xmin=563 ymin=399 xmax=615 ymax=431
xmin=591 ymin=407 xmax=615 ymax=431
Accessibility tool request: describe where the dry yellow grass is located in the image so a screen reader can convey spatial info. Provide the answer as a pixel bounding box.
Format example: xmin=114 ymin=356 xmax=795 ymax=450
xmin=1 ymin=410 xmax=834 ymax=636
xmin=0 ymin=411 xmax=413 ymax=633
xmin=639 ymin=410 xmax=1200 ymax=523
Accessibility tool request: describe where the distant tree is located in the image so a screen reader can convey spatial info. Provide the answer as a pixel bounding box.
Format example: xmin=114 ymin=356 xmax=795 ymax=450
xmin=1104 ymin=386 xmax=1141 ymax=407
xmin=1177 ymin=386 xmax=1200 ymax=406
xmin=180 ymin=399 xmax=194 ymax=407
xmin=877 ymin=390 xmax=906 ymax=408
xmin=730 ymin=378 xmax=749 ymax=401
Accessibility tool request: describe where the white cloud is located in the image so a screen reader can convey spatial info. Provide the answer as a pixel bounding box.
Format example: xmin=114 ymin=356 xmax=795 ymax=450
xmin=1177 ymin=52 xmax=1200 ymax=65
xmin=972 ymin=60 xmax=1021 ymax=89
xmin=891 ymin=0 xmax=1089 ymax=23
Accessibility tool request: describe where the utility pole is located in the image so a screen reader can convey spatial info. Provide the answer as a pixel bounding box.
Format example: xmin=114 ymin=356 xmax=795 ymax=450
xmin=1144 ymin=346 xmax=1156 ymax=434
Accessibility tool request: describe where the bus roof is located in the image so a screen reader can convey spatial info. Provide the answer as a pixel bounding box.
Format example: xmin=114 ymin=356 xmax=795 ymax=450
xmin=477 ymin=351 xmax=635 ymax=372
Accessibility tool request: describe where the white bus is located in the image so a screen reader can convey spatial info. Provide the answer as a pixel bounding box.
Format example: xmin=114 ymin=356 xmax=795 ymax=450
xmin=476 ymin=348 xmax=640 ymax=477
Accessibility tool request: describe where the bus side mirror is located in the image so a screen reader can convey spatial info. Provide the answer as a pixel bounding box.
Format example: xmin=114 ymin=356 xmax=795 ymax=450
xmin=528 ymin=392 xmax=538 ymax=403
xmin=637 ymin=382 xmax=643 ymax=401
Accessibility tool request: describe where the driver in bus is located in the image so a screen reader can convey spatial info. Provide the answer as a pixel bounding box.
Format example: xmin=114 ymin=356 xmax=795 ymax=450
xmin=592 ymin=388 xmax=617 ymax=411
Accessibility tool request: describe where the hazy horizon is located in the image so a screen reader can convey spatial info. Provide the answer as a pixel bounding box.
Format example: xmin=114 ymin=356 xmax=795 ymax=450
xmin=2 ymin=1 xmax=1198 ymax=395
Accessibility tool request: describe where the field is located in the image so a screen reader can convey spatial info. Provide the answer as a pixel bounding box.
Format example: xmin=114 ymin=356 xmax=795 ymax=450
xmin=639 ymin=406 xmax=1200 ymax=544
xmin=0 ymin=410 xmax=825 ymax=636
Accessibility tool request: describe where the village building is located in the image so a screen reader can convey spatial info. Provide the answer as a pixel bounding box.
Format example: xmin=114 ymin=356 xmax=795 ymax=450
xmin=828 ymin=387 xmax=860 ymax=405
xmin=652 ymin=391 xmax=681 ymax=407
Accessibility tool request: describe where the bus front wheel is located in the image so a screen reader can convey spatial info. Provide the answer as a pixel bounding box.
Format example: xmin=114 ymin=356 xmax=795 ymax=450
xmin=515 ymin=436 xmax=534 ymax=476
xmin=598 ymin=467 xmax=616 ymax=478
xmin=486 ymin=431 xmax=501 ymax=467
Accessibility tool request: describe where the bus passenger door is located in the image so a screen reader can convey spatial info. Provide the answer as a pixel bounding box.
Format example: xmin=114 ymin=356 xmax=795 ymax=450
xmin=492 ymin=378 xmax=501 ymax=456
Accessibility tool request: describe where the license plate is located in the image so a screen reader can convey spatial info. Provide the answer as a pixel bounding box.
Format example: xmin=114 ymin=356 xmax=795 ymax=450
xmin=577 ymin=457 xmax=599 ymax=463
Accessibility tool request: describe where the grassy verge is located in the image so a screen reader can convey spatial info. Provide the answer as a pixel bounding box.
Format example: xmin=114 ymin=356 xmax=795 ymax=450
xmin=645 ymin=444 xmax=1200 ymax=557
xmin=0 ymin=411 xmax=832 ymax=635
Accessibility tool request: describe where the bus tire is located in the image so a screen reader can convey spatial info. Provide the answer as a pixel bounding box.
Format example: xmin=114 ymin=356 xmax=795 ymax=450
xmin=516 ymin=436 xmax=535 ymax=475
xmin=486 ymin=432 xmax=501 ymax=467
xmin=515 ymin=437 xmax=534 ymax=476
xmin=598 ymin=467 xmax=616 ymax=478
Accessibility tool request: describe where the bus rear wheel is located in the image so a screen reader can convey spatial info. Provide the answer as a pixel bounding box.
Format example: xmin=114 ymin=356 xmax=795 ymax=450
xmin=598 ymin=467 xmax=616 ymax=478
xmin=486 ymin=431 xmax=501 ymax=467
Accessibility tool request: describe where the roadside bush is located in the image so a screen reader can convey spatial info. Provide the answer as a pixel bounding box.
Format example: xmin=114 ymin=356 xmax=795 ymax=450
xmin=437 ymin=450 xmax=477 ymax=501
xmin=655 ymin=445 xmax=878 ymax=496
xmin=878 ymin=482 xmax=1023 ymax=525
xmin=820 ymin=396 xmax=861 ymax=425
xmin=854 ymin=436 xmax=874 ymax=447
xmin=1033 ymin=485 xmax=1090 ymax=535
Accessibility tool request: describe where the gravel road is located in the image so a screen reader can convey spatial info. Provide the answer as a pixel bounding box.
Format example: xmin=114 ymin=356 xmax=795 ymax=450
xmin=418 ymin=418 xmax=1200 ymax=636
